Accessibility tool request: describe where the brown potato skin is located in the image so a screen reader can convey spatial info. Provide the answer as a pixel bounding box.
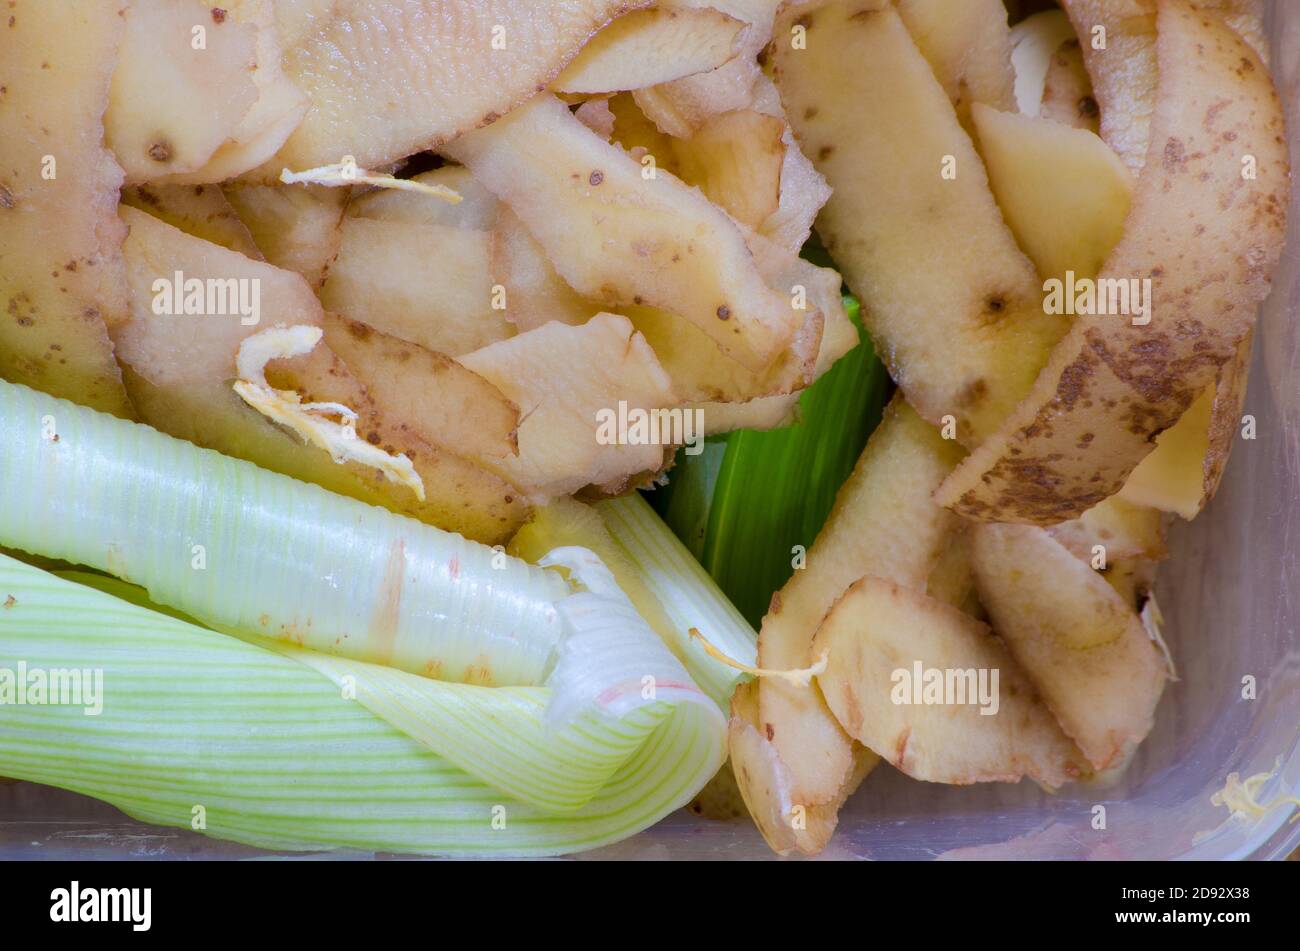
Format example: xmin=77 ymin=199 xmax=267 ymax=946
xmin=938 ymin=1 xmax=1288 ymax=524
xmin=971 ymin=523 xmax=1169 ymax=771
xmin=0 ymin=1 xmax=135 ymax=419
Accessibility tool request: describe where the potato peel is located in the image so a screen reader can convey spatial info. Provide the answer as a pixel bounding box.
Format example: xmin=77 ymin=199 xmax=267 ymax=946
xmin=106 ymin=0 xmax=259 ymax=183
xmin=158 ymin=0 xmax=311 ymax=185
xmin=0 ymin=1 xmax=135 ymax=418
xmin=233 ymin=324 xmax=426 ymax=500
xmin=773 ymin=1 xmax=1067 ymax=444
xmin=553 ymin=6 xmax=745 ymax=94
xmin=270 ymin=0 xmax=652 ymax=171
xmin=812 ymin=575 xmax=1087 ymax=787
xmin=756 ymin=398 xmax=963 ymax=806
xmin=446 ymin=93 xmax=804 ymax=371
xmin=728 ymin=680 xmax=877 ymax=855
xmin=896 ymin=0 xmax=1017 ymax=131
xmin=937 ymin=2 xmax=1288 ymax=524
xmin=115 ymin=207 xmax=525 ymax=543
xmin=971 ymin=523 xmax=1168 ymax=771
xmin=630 ymin=0 xmax=778 ymax=136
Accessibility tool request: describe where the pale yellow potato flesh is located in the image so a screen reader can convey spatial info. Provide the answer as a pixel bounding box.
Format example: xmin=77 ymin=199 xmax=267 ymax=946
xmin=270 ymin=0 xmax=649 ymax=171
xmin=1008 ymin=9 xmax=1078 ymax=116
xmin=673 ymin=110 xmax=786 ymax=231
xmin=1040 ymin=38 xmax=1100 ymax=133
xmin=627 ymin=233 xmax=851 ymax=407
xmin=625 ymin=304 xmax=813 ymax=404
xmin=490 ymin=207 xmax=600 ymax=333
xmin=631 ymin=0 xmax=777 ymax=136
xmin=936 ymin=3 xmax=1287 ymax=524
xmin=608 ymin=90 xmax=682 ymax=165
xmin=160 ymin=0 xmax=310 ymax=185
xmin=688 ymin=393 xmax=801 ymax=435
xmin=0 ymin=1 xmax=134 ymax=418
xmin=1058 ymin=0 xmax=1157 ymax=174
xmin=1060 ymin=0 xmax=1259 ymax=519
xmin=1118 ymin=388 xmax=1215 ymax=518
xmin=971 ymin=523 xmax=1169 ymax=770
xmin=895 ymin=0 xmax=1016 ymax=131
xmin=574 ymin=97 xmax=617 ymax=139
xmin=755 ymin=398 xmax=964 ymax=806
xmin=749 ymin=77 xmax=832 ymax=254
xmin=445 ymin=93 xmax=803 ymax=371
xmin=728 ymin=681 xmax=877 ymax=855
xmin=1060 ymin=1 xmax=1267 ymax=173
xmin=1119 ymin=332 xmax=1252 ymax=519
xmin=553 ymin=6 xmax=744 ymax=94
xmin=973 ymin=104 xmax=1132 ymax=284
xmin=348 ymin=167 xmax=500 ymax=230
xmin=615 ymin=80 xmax=832 ymax=255
xmin=223 ymin=183 xmax=347 ymax=289
xmin=114 ymin=207 xmax=526 ymax=543
xmin=641 ymin=300 xmax=824 ymax=406
xmin=319 ymin=217 xmax=514 ymax=356
xmin=106 ymin=0 xmax=259 ymax=183
xmin=114 ymin=207 xmax=322 ymax=389
xmin=748 ymin=231 xmax=858 ymax=380
xmin=460 ymin=313 xmax=676 ymax=501
xmin=773 ymin=1 xmax=1066 ymax=445
xmin=812 ymin=576 xmax=1086 ymax=787
xmin=122 ymin=184 xmax=264 ymax=259
xmin=1047 ymin=496 xmax=1167 ymax=565
xmin=319 ymin=313 xmax=520 ymax=462
xmin=270 ymin=0 xmax=341 ymax=51
xmin=924 ymin=524 xmax=980 ymax=617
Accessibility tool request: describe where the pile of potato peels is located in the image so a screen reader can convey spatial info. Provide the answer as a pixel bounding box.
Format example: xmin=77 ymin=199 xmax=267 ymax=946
xmin=1 ymin=0 xmax=852 ymax=546
xmin=0 ymin=0 xmax=1287 ymax=856
xmin=730 ymin=0 xmax=1287 ymax=854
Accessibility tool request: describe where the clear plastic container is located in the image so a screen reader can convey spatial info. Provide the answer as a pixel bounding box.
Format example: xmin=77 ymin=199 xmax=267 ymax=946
xmin=1 ymin=2 xmax=1297 ymax=861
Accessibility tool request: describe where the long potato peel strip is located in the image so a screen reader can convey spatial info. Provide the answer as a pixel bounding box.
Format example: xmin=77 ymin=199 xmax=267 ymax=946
xmin=937 ymin=1 xmax=1287 ymax=523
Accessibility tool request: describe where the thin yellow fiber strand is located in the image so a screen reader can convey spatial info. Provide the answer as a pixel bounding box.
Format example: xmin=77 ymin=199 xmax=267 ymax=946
xmin=689 ymin=627 xmax=827 ymax=688
xmin=280 ymin=160 xmax=462 ymax=203
xmin=1140 ymin=591 xmax=1178 ymax=681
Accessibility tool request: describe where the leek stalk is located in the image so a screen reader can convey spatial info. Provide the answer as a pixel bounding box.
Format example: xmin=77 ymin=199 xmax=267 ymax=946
xmin=0 ymin=380 xmax=566 ymax=686
xmin=0 ymin=379 xmax=732 ymax=851
xmin=0 ymin=556 xmax=723 ymax=855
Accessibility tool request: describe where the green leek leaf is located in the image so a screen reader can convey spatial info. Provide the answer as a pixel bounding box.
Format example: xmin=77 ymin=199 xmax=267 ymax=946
xmin=648 ymin=296 xmax=891 ymax=627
